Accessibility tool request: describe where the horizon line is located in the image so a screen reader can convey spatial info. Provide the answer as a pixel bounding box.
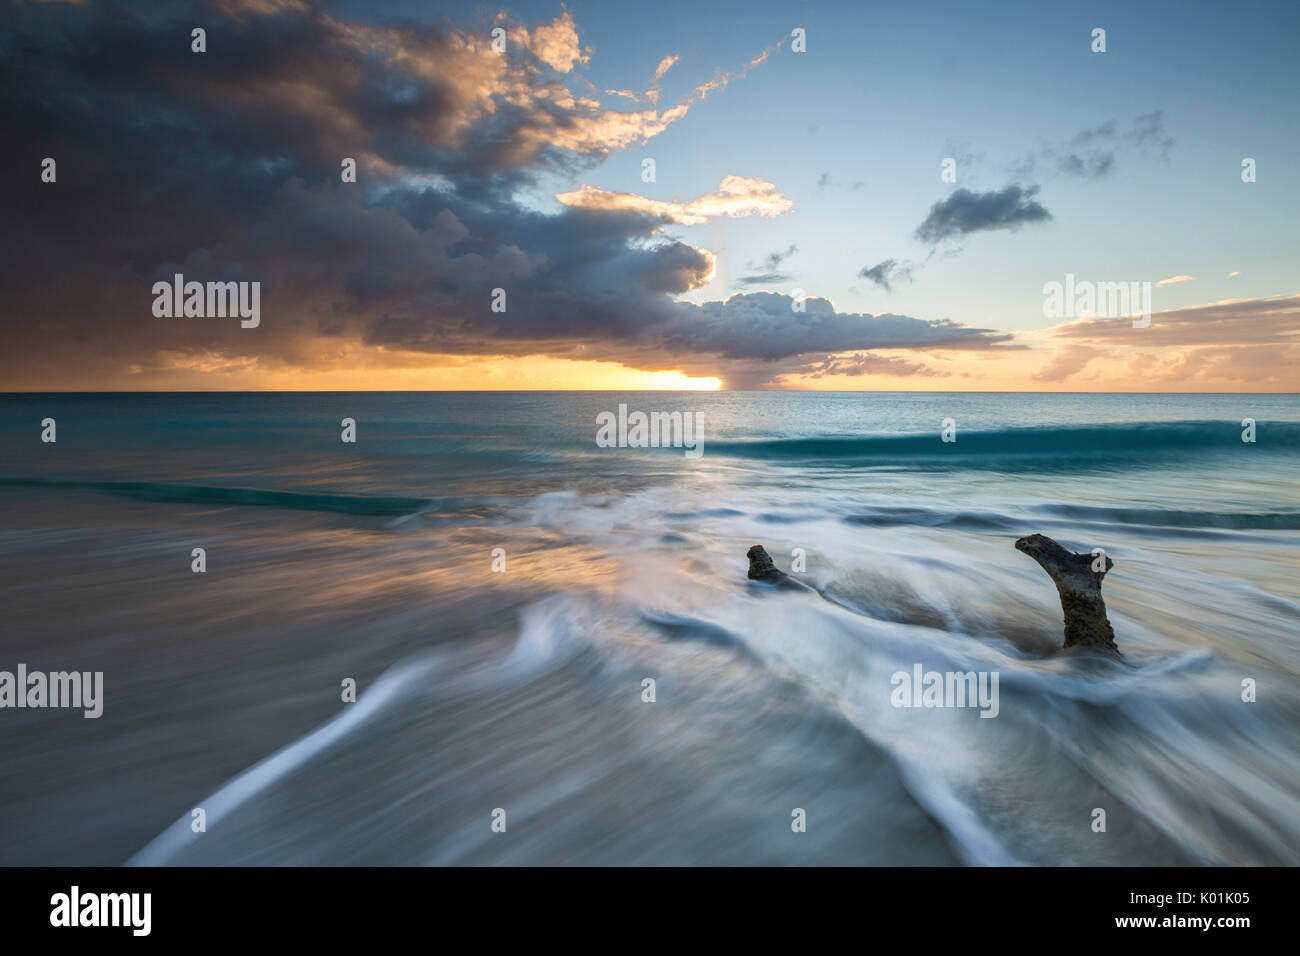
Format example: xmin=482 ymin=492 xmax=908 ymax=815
xmin=3 ymin=389 xmax=1297 ymax=396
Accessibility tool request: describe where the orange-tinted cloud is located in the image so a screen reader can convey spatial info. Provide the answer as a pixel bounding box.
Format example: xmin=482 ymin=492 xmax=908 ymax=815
xmin=556 ymin=175 xmax=793 ymax=225
xmin=653 ymin=54 xmax=680 ymax=81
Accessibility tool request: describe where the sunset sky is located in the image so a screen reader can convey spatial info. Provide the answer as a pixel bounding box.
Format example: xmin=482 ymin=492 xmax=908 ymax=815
xmin=2 ymin=0 xmax=1296 ymax=391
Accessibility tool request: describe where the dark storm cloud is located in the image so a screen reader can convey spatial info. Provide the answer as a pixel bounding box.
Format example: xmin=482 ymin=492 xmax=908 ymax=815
xmin=857 ymin=258 xmax=914 ymax=293
xmin=1012 ymin=112 xmax=1173 ymax=180
xmin=1129 ymin=111 xmax=1174 ymax=160
xmin=806 ymin=353 xmax=945 ymax=378
xmin=760 ymin=244 xmax=798 ymax=270
xmin=655 ymin=293 xmax=1013 ymax=362
xmin=814 ymin=171 xmax=863 ymax=191
xmin=914 ymin=184 xmax=1052 ymax=244
xmin=0 ymin=0 xmax=1010 ymax=387
xmin=1055 ymin=152 xmax=1115 ymax=179
xmin=737 ymin=244 xmax=797 ymax=286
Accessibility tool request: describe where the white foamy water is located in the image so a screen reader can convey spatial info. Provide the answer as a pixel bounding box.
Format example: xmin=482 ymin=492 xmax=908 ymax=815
xmin=1 ymin=392 xmax=1297 ymax=864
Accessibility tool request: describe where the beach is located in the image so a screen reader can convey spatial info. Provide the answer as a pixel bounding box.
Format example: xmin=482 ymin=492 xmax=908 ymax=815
xmin=1 ymin=391 xmax=1297 ymax=865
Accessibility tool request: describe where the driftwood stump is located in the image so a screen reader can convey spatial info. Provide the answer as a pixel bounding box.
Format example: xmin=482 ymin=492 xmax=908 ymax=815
xmin=1014 ymin=533 xmax=1118 ymax=652
xmin=746 ymin=544 xmax=788 ymax=582
xmin=745 ymin=545 xmax=816 ymax=594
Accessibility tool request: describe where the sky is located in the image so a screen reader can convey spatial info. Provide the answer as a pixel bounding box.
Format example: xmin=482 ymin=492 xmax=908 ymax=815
xmin=1 ymin=0 xmax=1296 ymax=391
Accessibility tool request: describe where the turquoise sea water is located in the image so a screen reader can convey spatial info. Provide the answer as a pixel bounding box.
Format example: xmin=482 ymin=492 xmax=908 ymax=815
xmin=0 ymin=392 xmax=1297 ymax=864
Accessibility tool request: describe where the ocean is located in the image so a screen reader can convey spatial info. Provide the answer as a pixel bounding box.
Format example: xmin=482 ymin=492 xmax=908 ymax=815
xmin=1 ymin=391 xmax=1297 ymax=865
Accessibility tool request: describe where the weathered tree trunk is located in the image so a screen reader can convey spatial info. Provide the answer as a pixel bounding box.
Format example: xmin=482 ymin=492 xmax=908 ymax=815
xmin=1014 ymin=533 xmax=1118 ymax=652
xmin=744 ymin=545 xmax=818 ymax=594
xmin=746 ymin=544 xmax=788 ymax=582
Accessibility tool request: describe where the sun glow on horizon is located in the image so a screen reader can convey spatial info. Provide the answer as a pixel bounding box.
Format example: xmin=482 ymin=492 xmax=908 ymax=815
xmin=89 ymin=352 xmax=725 ymax=392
